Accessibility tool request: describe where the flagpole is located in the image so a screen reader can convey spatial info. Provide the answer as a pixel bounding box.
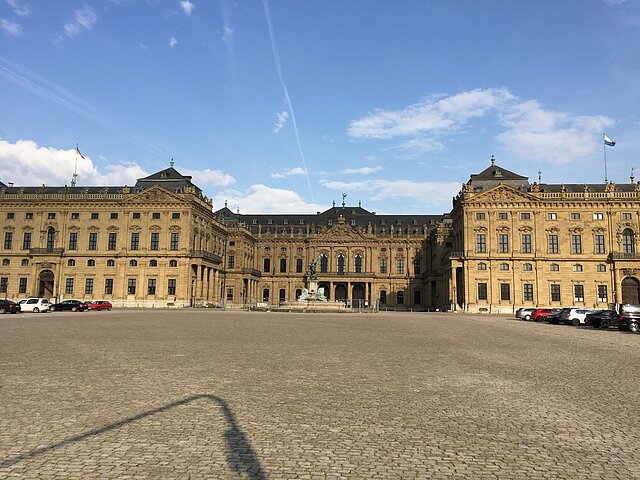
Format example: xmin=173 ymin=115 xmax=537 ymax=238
xmin=603 ymin=133 xmax=608 ymax=183
xmin=72 ymin=143 xmax=79 ymax=187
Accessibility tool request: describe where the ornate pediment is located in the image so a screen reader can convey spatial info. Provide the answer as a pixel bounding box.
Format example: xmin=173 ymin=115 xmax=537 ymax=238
xmin=126 ymin=185 xmax=183 ymax=204
xmin=467 ymin=184 xmax=538 ymax=204
xmin=314 ymin=217 xmax=369 ymax=244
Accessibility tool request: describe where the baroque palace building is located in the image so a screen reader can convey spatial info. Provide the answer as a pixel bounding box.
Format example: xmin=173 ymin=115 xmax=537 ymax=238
xmin=1 ymin=158 xmax=640 ymax=312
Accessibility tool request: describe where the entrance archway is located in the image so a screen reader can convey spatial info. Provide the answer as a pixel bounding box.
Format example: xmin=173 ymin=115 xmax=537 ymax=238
xmin=352 ymin=284 xmax=364 ymax=300
xmin=318 ymin=282 xmax=330 ymax=300
xmin=38 ymin=270 xmax=54 ymax=298
xmin=621 ymin=277 xmax=640 ymax=304
xmin=335 ymin=284 xmax=347 ymax=301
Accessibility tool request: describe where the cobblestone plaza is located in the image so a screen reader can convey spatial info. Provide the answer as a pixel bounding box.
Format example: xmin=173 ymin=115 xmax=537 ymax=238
xmin=1 ymin=310 xmax=639 ymax=479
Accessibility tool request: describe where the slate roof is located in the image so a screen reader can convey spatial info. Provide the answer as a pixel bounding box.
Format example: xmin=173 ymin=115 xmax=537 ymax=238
xmin=134 ymin=167 xmax=202 ymax=196
xmin=467 ymin=159 xmax=530 ymax=191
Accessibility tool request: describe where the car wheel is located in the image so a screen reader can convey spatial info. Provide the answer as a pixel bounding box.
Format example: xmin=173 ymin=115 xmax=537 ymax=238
xmin=107 ymin=307 xmax=112 ymax=311
xmin=72 ymin=307 xmax=77 ymax=312
xmin=49 ymin=306 xmax=55 ymax=312
xmin=630 ymin=322 xmax=639 ymax=333
xmin=33 ymin=307 xmax=39 ymax=313
xmin=571 ymin=318 xmax=580 ymax=326
xmin=0 ymin=307 xmax=5 ymax=314
xmin=524 ymin=314 xmax=531 ymax=321
xmin=600 ymin=320 xmax=610 ymax=329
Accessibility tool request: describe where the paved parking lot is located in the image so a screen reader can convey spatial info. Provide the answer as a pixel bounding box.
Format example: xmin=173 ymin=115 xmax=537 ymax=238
xmin=1 ymin=310 xmax=639 ymax=479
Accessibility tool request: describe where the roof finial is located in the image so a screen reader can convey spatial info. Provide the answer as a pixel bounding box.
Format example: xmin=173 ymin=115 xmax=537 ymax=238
xmin=490 ymin=155 xmax=495 ymax=166
xmin=225 ymin=200 xmax=228 ymax=208
xmin=358 ymin=200 xmax=361 ymax=207
xmin=538 ymin=171 xmax=542 ymax=183
xmin=631 ymin=166 xmax=636 ymax=184
xmin=342 ymin=192 xmax=347 ymax=207
xmin=170 ymin=158 xmax=174 ymax=167
xmin=332 ymin=200 xmax=335 ymax=207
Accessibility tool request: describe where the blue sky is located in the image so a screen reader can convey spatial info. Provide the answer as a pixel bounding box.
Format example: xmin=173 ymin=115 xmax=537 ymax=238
xmin=1 ymin=0 xmax=639 ymax=214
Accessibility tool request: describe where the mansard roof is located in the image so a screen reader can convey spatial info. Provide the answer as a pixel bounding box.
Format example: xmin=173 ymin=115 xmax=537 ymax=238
xmin=134 ymin=167 xmax=201 ymax=196
xmin=467 ymin=159 xmax=529 ymax=191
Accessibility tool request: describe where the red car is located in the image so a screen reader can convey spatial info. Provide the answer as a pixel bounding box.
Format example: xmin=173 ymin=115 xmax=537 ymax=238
xmin=87 ymin=300 xmax=112 ymax=311
xmin=531 ymin=308 xmax=561 ymax=322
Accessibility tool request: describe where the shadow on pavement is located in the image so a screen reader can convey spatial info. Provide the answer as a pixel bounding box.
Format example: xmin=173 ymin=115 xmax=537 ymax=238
xmin=0 ymin=393 xmax=266 ymax=479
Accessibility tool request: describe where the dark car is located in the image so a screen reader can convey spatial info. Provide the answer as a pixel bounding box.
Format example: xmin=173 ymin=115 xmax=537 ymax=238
xmin=49 ymin=300 xmax=88 ymax=312
xmin=0 ymin=299 xmax=21 ymax=314
xmin=585 ymin=309 xmax=616 ymax=329
xmin=87 ymin=300 xmax=112 ymax=311
xmin=612 ymin=304 xmax=640 ymax=333
xmin=546 ymin=308 xmax=571 ymax=324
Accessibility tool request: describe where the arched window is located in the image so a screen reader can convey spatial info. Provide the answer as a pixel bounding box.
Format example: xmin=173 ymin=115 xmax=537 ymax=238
xmin=262 ymin=288 xmax=270 ymax=302
xmin=397 ymin=290 xmax=404 ymax=304
xmin=47 ymin=227 xmax=55 ymax=250
xmin=67 ymin=259 xmax=76 ymax=266
xmin=380 ymin=258 xmax=387 ymax=273
xmin=320 ymin=254 xmax=328 ymax=273
xmin=354 ymin=254 xmax=363 ymax=273
xmin=129 ymin=259 xmax=138 ymax=267
xmin=21 ymin=259 xmax=28 ymax=266
xmin=2 ymin=258 xmax=9 ymax=266
xmin=596 ymin=264 xmax=606 ymax=272
xmin=622 ymin=228 xmax=635 ymax=254
xmin=478 ymin=262 xmax=487 ymax=271
xmin=87 ymin=259 xmax=95 ymax=267
xmin=263 ymin=258 xmax=271 ymax=273
xmin=380 ymin=290 xmax=387 ymax=304
xmin=414 ymin=290 xmax=422 ymax=305
xmin=280 ymin=258 xmax=287 ymax=273
xmin=500 ymin=263 xmax=509 ymax=271
xmin=550 ymin=263 xmax=560 ymax=271
xmin=149 ymin=259 xmax=158 ymax=267
xmin=523 ymin=263 xmax=533 ymax=271
xmin=295 ymin=288 xmax=302 ymax=299
xmin=279 ymin=288 xmax=286 ymax=303
xmin=169 ymin=259 xmax=178 ymax=267
xmin=337 ymin=254 xmax=345 ymax=274
xmin=107 ymin=259 xmax=115 ymax=267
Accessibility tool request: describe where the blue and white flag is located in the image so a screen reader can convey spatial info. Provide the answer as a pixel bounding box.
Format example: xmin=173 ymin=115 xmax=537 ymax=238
xmin=604 ymin=134 xmax=616 ymax=147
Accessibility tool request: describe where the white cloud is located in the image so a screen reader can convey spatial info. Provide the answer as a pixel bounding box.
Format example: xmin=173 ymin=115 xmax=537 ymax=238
xmin=180 ymin=0 xmax=195 ymax=15
xmin=0 ymin=139 xmax=147 ymax=187
xmin=0 ymin=18 xmax=22 ymax=36
xmin=341 ymin=166 xmax=382 ymax=175
xmin=181 ymin=168 xmax=235 ymax=187
xmin=603 ymin=0 xmax=627 ymax=4
xmin=321 ymin=179 xmax=461 ymax=213
xmin=6 ymin=0 xmax=30 ymax=17
xmin=271 ymin=166 xmax=306 ymax=178
xmin=349 ymin=87 xmax=615 ymax=164
xmin=169 ymin=36 xmax=178 ymax=48
xmin=222 ymin=24 xmax=234 ymax=44
xmin=214 ymin=185 xmax=322 ymax=214
xmin=273 ymin=110 xmax=289 ymax=133
xmin=64 ymin=5 xmax=97 ymax=38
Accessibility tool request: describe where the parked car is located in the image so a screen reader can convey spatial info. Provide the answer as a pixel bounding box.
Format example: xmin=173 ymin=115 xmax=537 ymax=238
xmin=18 ymin=297 xmax=50 ymax=313
xmin=0 ymin=299 xmax=21 ymax=314
xmin=585 ymin=309 xmax=616 ymax=329
xmin=531 ymin=308 xmax=562 ymax=322
xmin=87 ymin=300 xmax=112 ymax=311
xmin=560 ymin=308 xmax=595 ymax=326
xmin=515 ymin=307 xmax=536 ymax=321
xmin=545 ymin=308 xmax=571 ymax=324
xmin=613 ymin=304 xmax=640 ymax=332
xmin=49 ymin=300 xmax=88 ymax=312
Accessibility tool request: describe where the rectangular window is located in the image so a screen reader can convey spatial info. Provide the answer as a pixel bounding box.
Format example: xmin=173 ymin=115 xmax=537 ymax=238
xmin=26 ymin=212 xmax=33 ymax=219
xmin=172 ymin=212 xmax=181 ymax=220
xmin=574 ymin=284 xmax=584 ymax=302
xmin=88 ymin=232 xmax=98 ymax=250
xmin=380 ymin=258 xmax=387 ymax=274
xmin=132 ymin=212 xmax=141 ymax=219
xmin=396 ymin=258 xmax=404 ymax=274
xmin=397 ymin=291 xmax=404 ymax=305
xmin=476 ymin=212 xmax=486 ymax=220
xmin=413 ymin=258 xmax=421 ymax=275
xmin=598 ymin=285 xmax=608 ymax=303
xmin=228 ymin=255 xmax=235 ymax=269
xmin=105 ymin=278 xmax=113 ymax=295
xmin=170 ymin=233 xmax=179 ymax=251
xmin=127 ymin=278 xmax=136 ymax=295
xmin=498 ymin=212 xmax=508 ymax=220
xmin=150 ymin=232 xmax=159 ymax=250
xmin=89 ymin=212 xmax=98 ymax=220
xmin=550 ymin=284 xmax=561 ymax=302
xmin=571 ymin=212 xmax=581 ymax=220
xmin=152 ymin=212 xmax=161 ymax=219
xmin=85 ymin=278 xmax=94 ymax=295
xmin=226 ymin=287 xmax=233 ymax=301
xmin=65 ymin=278 xmax=74 ymax=294
xmin=622 ymin=212 xmax=632 ymax=220
xmin=71 ymin=212 xmax=80 ymax=219
xmin=108 ymin=232 xmax=117 ymax=250
xmin=68 ymin=232 xmax=78 ymax=250
xmin=521 ymin=234 xmax=532 ymax=253
xmin=19 ymin=277 xmax=27 ymax=294
xmin=4 ymin=231 xmax=13 ymax=249
xmin=280 ymin=258 xmax=287 ymax=273
xmin=147 ymin=278 xmax=156 ymax=295
xmin=6 ymin=212 xmax=14 ymax=219
xmin=48 ymin=213 xmax=56 ymax=219
xmin=110 ymin=212 xmax=118 ymax=219
xmin=130 ymin=232 xmax=140 ymax=250
xmin=523 ymin=284 xmax=534 ymax=302
xmin=571 ymin=234 xmax=582 ymax=254
xmin=22 ymin=232 xmax=31 ymax=250
xmin=595 ymin=234 xmax=605 ymax=254
xmin=520 ymin=212 xmax=531 ymax=220
xmin=548 ymin=234 xmax=559 ymax=254
xmin=168 ymin=279 xmax=177 ymax=295
xmin=548 ymin=212 xmax=557 ymax=220
xmin=594 ymin=212 xmax=604 ymax=220
xmin=0 ymin=277 xmax=7 ymax=293
xmin=476 ymin=234 xmax=486 ymax=253
xmin=263 ymin=258 xmax=271 ymax=273
xmin=500 ymin=283 xmax=510 ymax=301
xmin=478 ymin=283 xmax=488 ymax=301
xmin=498 ymin=234 xmax=509 ymax=253
xmin=296 ymin=258 xmax=303 ymax=273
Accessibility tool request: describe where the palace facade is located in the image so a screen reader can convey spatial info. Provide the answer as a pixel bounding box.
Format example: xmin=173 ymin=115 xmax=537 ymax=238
xmin=1 ymin=159 xmax=639 ymax=312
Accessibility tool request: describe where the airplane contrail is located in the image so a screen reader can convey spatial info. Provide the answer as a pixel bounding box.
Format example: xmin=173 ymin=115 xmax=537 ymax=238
xmin=262 ymin=0 xmax=315 ymax=204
